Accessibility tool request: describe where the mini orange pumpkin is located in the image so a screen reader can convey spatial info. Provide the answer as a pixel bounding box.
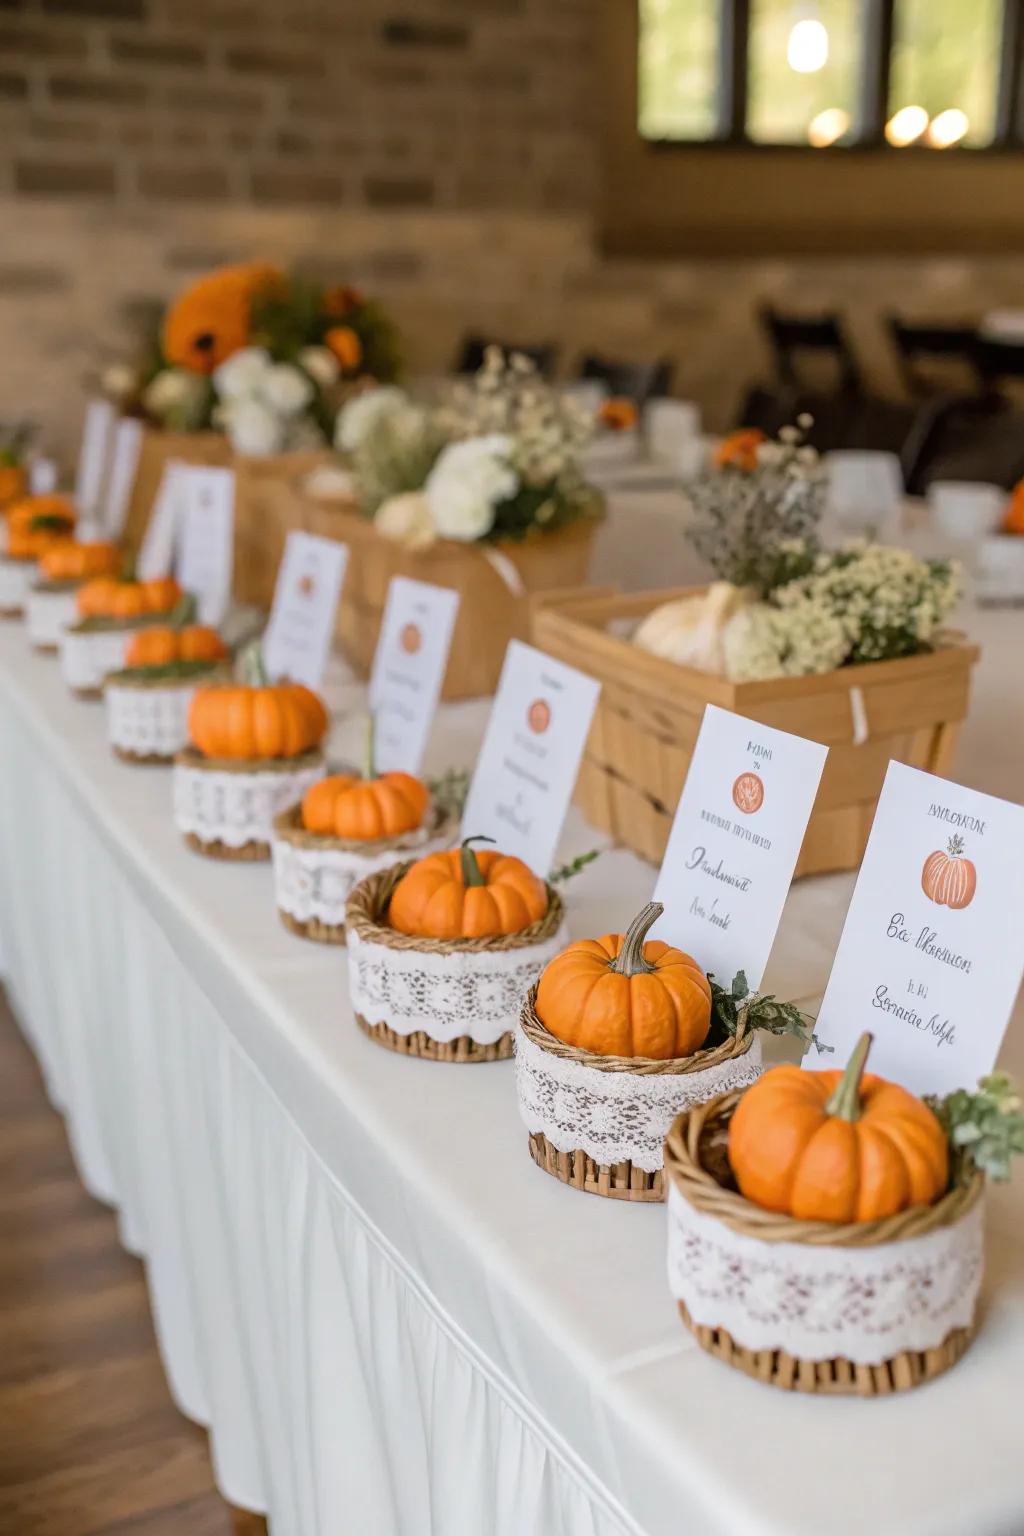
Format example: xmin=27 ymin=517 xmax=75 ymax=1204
xmin=188 ymin=679 xmax=327 ymax=760
xmin=6 ymin=494 xmax=77 ymax=559
xmin=535 ymin=900 xmax=711 ymax=1059
xmin=1003 ymin=480 xmax=1024 ymax=535
xmin=388 ymin=837 xmax=548 ymax=940
xmin=921 ymin=834 xmax=977 ymax=911
xmin=713 ymin=428 xmax=766 ymax=472
xmin=76 ymin=575 xmax=182 ymax=620
xmin=163 ymin=262 xmax=285 ymax=373
xmin=728 ymin=1031 xmax=949 ymax=1224
xmin=598 ymin=396 xmax=639 ymax=433
xmin=40 ymin=540 xmax=122 ymax=583
xmin=303 ymin=772 xmax=428 ymax=841
xmin=125 ymin=624 xmax=228 ymax=669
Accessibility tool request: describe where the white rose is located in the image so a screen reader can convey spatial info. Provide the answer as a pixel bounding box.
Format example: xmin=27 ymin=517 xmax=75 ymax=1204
xmin=224 ymin=397 xmax=286 ymax=457
xmin=142 ymin=367 xmax=205 ymax=420
xmin=213 ymin=346 xmax=273 ymax=402
xmin=261 ymin=363 xmax=314 ymax=418
xmin=102 ymin=362 xmax=139 ymax=401
xmin=303 ymin=463 xmax=356 ymax=502
xmin=424 ymin=434 xmax=517 ymax=542
xmin=298 ymin=346 xmax=340 ymax=390
xmin=335 ymin=385 xmax=408 ymax=453
xmin=374 ymin=492 xmax=437 ymax=551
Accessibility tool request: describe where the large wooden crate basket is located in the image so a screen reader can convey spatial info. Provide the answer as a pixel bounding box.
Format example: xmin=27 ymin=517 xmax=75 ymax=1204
xmin=304 ymin=504 xmax=597 ymax=700
xmin=533 ymin=587 xmax=980 ymax=878
xmin=232 ymin=450 xmax=337 ymax=608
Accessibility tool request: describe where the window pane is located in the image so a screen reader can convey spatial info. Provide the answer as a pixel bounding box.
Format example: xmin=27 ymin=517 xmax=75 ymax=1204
xmin=637 ymin=0 xmax=721 ymax=141
xmin=889 ymin=0 xmax=1003 ymax=147
xmin=747 ymin=0 xmax=861 ymax=146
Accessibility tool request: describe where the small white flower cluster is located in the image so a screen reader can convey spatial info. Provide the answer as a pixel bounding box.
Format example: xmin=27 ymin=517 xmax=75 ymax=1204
xmin=212 ymin=346 xmax=336 ymax=456
xmin=724 ymin=541 xmax=961 ymax=681
xmin=139 ymin=367 xmax=210 ymax=432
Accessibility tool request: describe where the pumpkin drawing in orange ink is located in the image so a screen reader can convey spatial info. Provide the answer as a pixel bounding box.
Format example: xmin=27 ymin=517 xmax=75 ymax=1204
xmin=298 ymin=574 xmax=316 ymax=598
xmin=400 ymin=622 xmax=422 ymax=655
xmin=527 ymin=698 xmax=551 ymax=735
xmin=732 ymin=771 xmax=764 ymax=815
xmin=921 ymin=835 xmax=977 ymax=911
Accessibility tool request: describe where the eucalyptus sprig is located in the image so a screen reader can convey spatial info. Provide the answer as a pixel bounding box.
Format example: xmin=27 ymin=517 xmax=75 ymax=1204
xmin=928 ymin=1073 xmax=1024 ymax=1184
xmin=428 ymin=767 xmax=470 ymax=822
xmin=707 ymin=970 xmax=832 ymax=1055
xmin=549 ymin=849 xmax=600 ymax=884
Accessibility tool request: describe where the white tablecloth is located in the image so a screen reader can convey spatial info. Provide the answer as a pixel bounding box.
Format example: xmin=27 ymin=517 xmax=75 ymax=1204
xmin=0 ymin=599 xmax=1023 ymax=1536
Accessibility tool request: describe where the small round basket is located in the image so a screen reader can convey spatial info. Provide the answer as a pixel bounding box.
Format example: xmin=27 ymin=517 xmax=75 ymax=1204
xmin=345 ymin=863 xmax=568 ymax=1062
xmin=173 ymin=746 xmax=325 ymax=861
xmin=515 ymin=988 xmax=763 ymax=1202
xmin=663 ymin=1091 xmax=985 ymax=1396
xmin=0 ymin=555 xmax=38 ymax=617
xmin=104 ymin=664 xmax=227 ymax=765
xmin=27 ymin=579 xmax=79 ymax=651
xmin=271 ymin=800 xmax=455 ymax=945
xmin=60 ymin=616 xmax=168 ymax=698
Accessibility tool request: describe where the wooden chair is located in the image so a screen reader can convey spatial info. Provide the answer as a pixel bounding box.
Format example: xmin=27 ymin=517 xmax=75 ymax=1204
xmin=887 ymin=317 xmax=980 ymax=397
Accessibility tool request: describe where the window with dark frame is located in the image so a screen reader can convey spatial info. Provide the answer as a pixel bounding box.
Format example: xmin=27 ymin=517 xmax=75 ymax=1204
xmin=638 ymin=0 xmax=1024 ymax=151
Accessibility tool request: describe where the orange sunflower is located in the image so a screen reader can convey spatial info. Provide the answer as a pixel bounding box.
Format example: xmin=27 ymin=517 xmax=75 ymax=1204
xmin=162 ymin=262 xmax=285 ymax=374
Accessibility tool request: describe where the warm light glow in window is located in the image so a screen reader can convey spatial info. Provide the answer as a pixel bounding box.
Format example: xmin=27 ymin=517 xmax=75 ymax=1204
xmin=927 ymin=108 xmax=970 ymax=148
xmin=886 ymin=104 xmax=929 ymax=145
xmin=787 ymin=18 xmax=829 ymax=73
xmin=808 ymin=106 xmax=850 ymax=146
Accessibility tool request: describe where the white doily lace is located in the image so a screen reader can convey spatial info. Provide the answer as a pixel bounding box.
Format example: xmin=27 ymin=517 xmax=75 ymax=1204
xmin=0 ymin=558 xmax=36 ymax=613
xmin=60 ymin=628 xmax=130 ymax=692
xmin=666 ymin=1181 xmax=983 ymax=1365
xmin=173 ymin=759 xmax=324 ymax=849
xmin=514 ymin=1027 xmax=763 ymax=1173
xmin=27 ymin=588 xmax=77 ymax=648
xmin=347 ymin=921 xmax=570 ymax=1046
xmin=272 ymin=822 xmax=447 ymax=931
xmin=106 ymin=683 xmax=197 ymax=759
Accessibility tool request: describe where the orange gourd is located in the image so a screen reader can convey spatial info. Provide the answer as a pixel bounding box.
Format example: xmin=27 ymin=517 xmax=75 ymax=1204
xmin=6 ymin=494 xmax=77 ymax=559
xmin=713 ymin=428 xmax=766 ymax=472
xmin=163 ymin=262 xmax=285 ymax=373
xmin=1003 ymin=480 xmax=1024 ymax=535
xmin=303 ymin=772 xmax=427 ymax=841
xmin=325 ymin=325 xmax=363 ymax=373
xmin=125 ymin=624 xmax=228 ymax=668
xmin=388 ymin=837 xmax=548 ymax=940
xmin=598 ymin=397 xmax=639 ymax=432
xmin=535 ymin=900 xmax=711 ymax=1059
xmin=40 ymin=540 xmax=121 ymax=583
xmin=188 ymin=679 xmax=327 ymax=760
xmin=76 ymin=575 xmax=182 ymax=620
xmin=921 ymin=834 xmax=977 ymax=911
xmin=0 ymin=462 xmax=27 ymax=507
xmin=728 ymin=1031 xmax=949 ymax=1224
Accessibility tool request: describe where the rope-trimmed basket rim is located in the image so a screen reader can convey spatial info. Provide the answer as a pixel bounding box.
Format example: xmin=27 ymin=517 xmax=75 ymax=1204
xmin=32 ymin=577 xmax=81 ymax=594
xmin=272 ymin=797 xmax=452 ymax=855
xmin=69 ymin=613 xmax=175 ymax=634
xmin=345 ymin=861 xmax=564 ymax=955
xmin=175 ymin=745 xmax=325 ymax=775
xmin=664 ymin=1090 xmax=984 ymax=1248
xmin=0 ymin=554 xmax=36 ymax=568
xmin=105 ymin=661 xmax=228 ymax=692
xmin=519 ymin=983 xmax=753 ymax=1076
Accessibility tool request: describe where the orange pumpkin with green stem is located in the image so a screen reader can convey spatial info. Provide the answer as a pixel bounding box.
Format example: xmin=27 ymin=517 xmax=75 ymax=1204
xmin=76 ymin=574 xmax=182 ymax=620
xmin=388 ymin=836 xmax=548 ymax=940
xmin=40 ymin=540 xmax=122 ymax=583
xmin=535 ymin=900 xmax=711 ymax=1059
xmin=6 ymin=494 xmax=77 ymax=559
xmin=921 ymin=835 xmax=977 ymax=910
xmin=302 ymin=717 xmax=428 ymax=840
xmin=728 ymin=1030 xmax=949 ymax=1223
xmin=126 ymin=624 xmax=228 ymax=668
xmin=188 ymin=646 xmax=327 ymax=760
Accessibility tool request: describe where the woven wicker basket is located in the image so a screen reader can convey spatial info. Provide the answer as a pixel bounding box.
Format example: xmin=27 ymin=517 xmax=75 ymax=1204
xmin=105 ymin=662 xmax=227 ymax=764
xmin=27 ymin=578 xmax=80 ymax=651
xmin=517 ymin=987 xmax=761 ymax=1202
xmin=0 ymin=554 xmax=37 ymax=617
xmin=345 ymin=862 xmax=566 ymax=1062
xmin=174 ymin=747 xmax=325 ymax=860
xmin=664 ymin=1092 xmax=984 ymax=1395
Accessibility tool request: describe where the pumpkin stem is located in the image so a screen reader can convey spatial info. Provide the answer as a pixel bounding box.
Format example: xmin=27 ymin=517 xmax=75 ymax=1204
xmin=460 ymin=835 xmax=495 ymax=888
xmin=238 ymin=639 xmax=268 ymax=688
xmin=825 ymin=1031 xmax=873 ymax=1122
xmin=609 ymin=901 xmax=663 ymax=977
xmin=169 ymin=591 xmax=196 ymax=629
xmin=365 ymin=711 xmax=377 ymax=781
xmin=121 ymin=551 xmax=136 ymax=583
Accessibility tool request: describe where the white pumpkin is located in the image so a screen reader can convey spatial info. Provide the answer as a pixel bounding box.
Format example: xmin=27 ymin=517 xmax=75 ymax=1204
xmin=632 ymin=582 xmax=751 ymax=674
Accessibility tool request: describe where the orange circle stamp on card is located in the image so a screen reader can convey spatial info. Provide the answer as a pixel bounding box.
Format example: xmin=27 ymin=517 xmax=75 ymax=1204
xmin=400 ymin=622 xmax=422 ymax=655
xmin=732 ymin=771 xmax=764 ymax=815
xmin=527 ymin=698 xmax=551 ymax=734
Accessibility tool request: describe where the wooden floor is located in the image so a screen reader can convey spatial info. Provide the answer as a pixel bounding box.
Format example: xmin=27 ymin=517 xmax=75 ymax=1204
xmin=0 ymin=991 xmax=267 ymax=1536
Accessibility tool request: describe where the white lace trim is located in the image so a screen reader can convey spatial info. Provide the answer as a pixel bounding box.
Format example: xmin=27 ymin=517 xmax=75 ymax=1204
xmin=106 ymin=682 xmax=197 ymax=759
xmin=347 ymin=921 xmax=570 ymax=1046
xmin=272 ymin=821 xmax=448 ymax=931
xmin=60 ymin=628 xmax=131 ymax=692
xmin=0 ymin=558 xmax=37 ymax=613
xmin=666 ymin=1181 xmax=983 ymax=1365
xmin=173 ymin=758 xmax=324 ymax=849
xmin=514 ymin=1026 xmax=763 ymax=1173
xmin=27 ymin=587 xmax=77 ymax=648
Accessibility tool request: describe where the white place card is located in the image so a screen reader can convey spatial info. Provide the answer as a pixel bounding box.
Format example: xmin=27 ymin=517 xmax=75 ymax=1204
xmin=137 ymin=461 xmax=186 ymax=579
xmin=651 ymin=704 xmax=828 ymax=990
xmin=461 ymin=639 xmax=600 ymax=878
xmin=103 ymin=417 xmax=143 ymax=538
xmin=368 ymin=577 xmax=459 ymax=775
xmin=813 ymin=761 xmax=1024 ymax=1095
xmin=262 ymin=530 xmax=349 ymax=689
xmin=29 ymin=458 xmax=58 ymax=495
xmin=176 ymin=466 xmax=236 ymax=626
xmin=75 ymin=398 xmax=117 ymax=519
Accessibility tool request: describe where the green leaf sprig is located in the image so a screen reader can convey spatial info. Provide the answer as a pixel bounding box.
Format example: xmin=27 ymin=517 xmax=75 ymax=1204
xmin=549 ymin=849 xmax=600 ymax=884
xmin=928 ymin=1073 xmax=1024 ymax=1184
xmin=707 ymin=970 xmax=832 ymax=1055
xmin=427 ymin=767 xmax=470 ymax=823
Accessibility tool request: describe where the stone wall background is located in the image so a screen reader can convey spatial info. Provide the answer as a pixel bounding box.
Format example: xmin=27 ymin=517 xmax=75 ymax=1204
xmin=0 ymin=0 xmax=1021 ymax=463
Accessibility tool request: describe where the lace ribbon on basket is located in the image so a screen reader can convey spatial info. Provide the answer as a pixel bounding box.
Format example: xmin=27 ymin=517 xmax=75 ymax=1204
xmin=665 ymin=1180 xmax=984 ymax=1365
xmin=0 ymin=559 xmax=35 ymax=612
xmin=514 ymin=1024 xmax=763 ymax=1172
xmin=106 ymin=683 xmax=197 ymax=758
xmin=272 ymin=821 xmax=447 ymax=929
xmin=60 ymin=629 xmax=130 ymax=692
xmin=173 ymin=760 xmax=323 ymax=848
xmin=27 ymin=589 xmax=77 ymax=648
xmin=347 ymin=921 xmax=569 ymax=1046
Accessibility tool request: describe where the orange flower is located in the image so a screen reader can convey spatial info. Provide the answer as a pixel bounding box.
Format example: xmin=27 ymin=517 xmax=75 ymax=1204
xmin=162 ymin=262 xmax=285 ymax=374
xmin=714 ymin=428 xmax=767 ymax=472
xmin=323 ymin=284 xmax=363 ymax=318
xmin=599 ymin=397 xmax=639 ymax=432
xmin=325 ymin=325 xmax=363 ymax=373
xmin=1003 ymin=480 xmax=1024 ymax=536
xmin=0 ymin=462 xmax=26 ymax=508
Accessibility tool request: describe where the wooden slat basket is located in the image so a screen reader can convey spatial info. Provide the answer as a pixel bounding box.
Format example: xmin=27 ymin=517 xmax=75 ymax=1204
xmin=532 ymin=587 xmax=980 ymax=878
xmin=121 ymin=428 xmax=231 ymax=553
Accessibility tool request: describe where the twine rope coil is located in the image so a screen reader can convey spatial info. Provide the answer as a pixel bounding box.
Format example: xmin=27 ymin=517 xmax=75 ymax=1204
xmin=518 ymin=985 xmax=753 ymax=1076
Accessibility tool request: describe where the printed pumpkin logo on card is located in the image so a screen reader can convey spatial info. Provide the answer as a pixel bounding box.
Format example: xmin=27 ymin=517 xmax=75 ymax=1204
xmin=732 ymin=771 xmax=764 ymax=815
xmin=298 ymin=573 xmax=316 ymax=598
xmin=921 ymin=834 xmax=977 ymax=910
xmin=400 ymin=622 xmax=422 ymax=655
xmin=527 ymin=698 xmax=551 ymax=735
